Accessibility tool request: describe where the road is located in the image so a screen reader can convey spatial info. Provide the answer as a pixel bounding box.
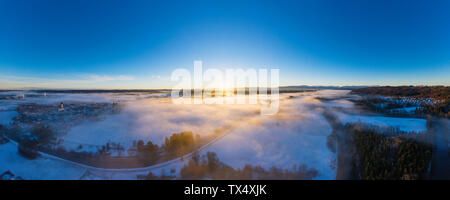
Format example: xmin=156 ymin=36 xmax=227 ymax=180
xmin=3 ymin=114 xmax=242 ymax=179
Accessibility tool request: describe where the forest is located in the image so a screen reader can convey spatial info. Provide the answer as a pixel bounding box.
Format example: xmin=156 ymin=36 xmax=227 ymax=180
xmin=353 ymin=86 xmax=449 ymax=100
xmin=345 ymin=124 xmax=433 ymax=180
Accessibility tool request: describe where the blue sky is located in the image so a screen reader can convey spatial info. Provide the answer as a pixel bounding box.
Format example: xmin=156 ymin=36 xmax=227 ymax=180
xmin=0 ymin=0 xmax=449 ymax=89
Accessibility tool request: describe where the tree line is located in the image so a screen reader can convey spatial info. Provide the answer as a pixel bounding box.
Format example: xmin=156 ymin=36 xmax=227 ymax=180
xmin=345 ymin=124 xmax=433 ymax=180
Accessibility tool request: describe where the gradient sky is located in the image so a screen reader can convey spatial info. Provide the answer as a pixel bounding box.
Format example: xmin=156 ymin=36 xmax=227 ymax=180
xmin=0 ymin=0 xmax=449 ymax=89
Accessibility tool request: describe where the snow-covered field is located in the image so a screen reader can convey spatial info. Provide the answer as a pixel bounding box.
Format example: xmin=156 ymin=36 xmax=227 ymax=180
xmin=0 ymin=142 xmax=85 ymax=180
xmin=57 ymin=91 xmax=341 ymax=179
xmin=389 ymin=107 xmax=419 ymax=114
xmin=61 ymin=96 xmax=263 ymax=151
xmin=335 ymin=112 xmax=427 ymax=133
xmin=0 ymin=111 xmax=17 ymax=126
xmin=204 ymin=108 xmax=336 ymax=179
xmin=0 ymin=102 xmax=19 ymax=126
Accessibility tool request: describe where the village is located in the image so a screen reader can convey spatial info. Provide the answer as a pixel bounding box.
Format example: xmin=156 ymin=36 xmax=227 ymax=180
xmin=12 ymin=101 xmax=122 ymax=133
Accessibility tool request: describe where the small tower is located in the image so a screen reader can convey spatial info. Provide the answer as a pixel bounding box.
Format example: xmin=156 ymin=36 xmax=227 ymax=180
xmin=59 ymin=102 xmax=64 ymax=111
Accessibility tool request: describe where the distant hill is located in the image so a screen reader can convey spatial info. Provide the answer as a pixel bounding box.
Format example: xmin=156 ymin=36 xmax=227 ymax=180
xmin=352 ymin=86 xmax=450 ymax=101
xmin=280 ymin=85 xmax=373 ymax=90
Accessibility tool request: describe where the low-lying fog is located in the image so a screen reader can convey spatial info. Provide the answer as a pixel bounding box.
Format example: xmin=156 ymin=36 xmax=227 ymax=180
xmin=0 ymin=90 xmax=429 ymax=179
xmin=62 ymin=91 xmax=344 ymax=179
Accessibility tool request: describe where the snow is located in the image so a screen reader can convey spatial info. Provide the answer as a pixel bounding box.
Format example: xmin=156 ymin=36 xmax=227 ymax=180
xmin=0 ymin=142 xmax=85 ymax=180
xmin=335 ymin=112 xmax=427 ymax=133
xmin=390 ymin=107 xmax=419 ymax=113
xmin=0 ymin=89 xmax=434 ymax=180
xmin=0 ymin=104 xmax=18 ymax=111
xmin=204 ymin=109 xmax=336 ymax=180
xmin=53 ymin=92 xmax=340 ymax=179
xmin=0 ymin=111 xmax=18 ymax=126
xmin=62 ymin=96 xmax=264 ymax=149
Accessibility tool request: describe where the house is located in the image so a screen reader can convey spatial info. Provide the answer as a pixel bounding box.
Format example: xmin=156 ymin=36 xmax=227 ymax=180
xmin=0 ymin=134 xmax=9 ymax=144
xmin=0 ymin=170 xmax=24 ymax=180
xmin=58 ymin=102 xmax=64 ymax=111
